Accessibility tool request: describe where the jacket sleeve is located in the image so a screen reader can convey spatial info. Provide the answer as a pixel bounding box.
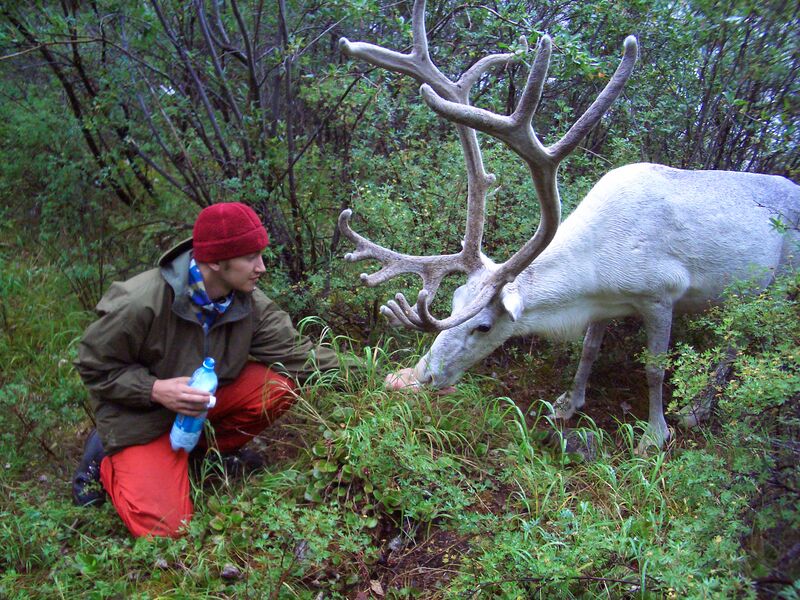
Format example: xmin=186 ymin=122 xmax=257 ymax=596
xmin=74 ymin=283 xmax=158 ymax=409
xmin=248 ymin=292 xmax=339 ymax=384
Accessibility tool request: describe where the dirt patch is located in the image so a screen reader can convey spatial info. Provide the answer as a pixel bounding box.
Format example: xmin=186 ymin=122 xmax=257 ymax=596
xmin=249 ymin=412 xmax=310 ymax=466
xmin=373 ymin=526 xmax=475 ymax=595
xmin=477 ymin=319 xmax=655 ymax=437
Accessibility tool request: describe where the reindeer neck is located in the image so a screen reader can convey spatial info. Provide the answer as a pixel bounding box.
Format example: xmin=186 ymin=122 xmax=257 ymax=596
xmin=512 ymin=237 xmax=605 ymax=341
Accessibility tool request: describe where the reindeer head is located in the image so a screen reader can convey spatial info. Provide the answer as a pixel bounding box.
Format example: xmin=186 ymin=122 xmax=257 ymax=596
xmin=416 ymin=267 xmax=529 ymax=387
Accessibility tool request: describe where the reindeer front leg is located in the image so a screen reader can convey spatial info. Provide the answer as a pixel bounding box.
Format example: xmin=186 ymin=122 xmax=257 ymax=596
xmin=554 ymin=319 xmax=610 ymax=419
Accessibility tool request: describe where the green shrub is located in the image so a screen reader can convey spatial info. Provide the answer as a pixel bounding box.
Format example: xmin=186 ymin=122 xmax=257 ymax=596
xmin=670 ymin=271 xmax=800 ymax=587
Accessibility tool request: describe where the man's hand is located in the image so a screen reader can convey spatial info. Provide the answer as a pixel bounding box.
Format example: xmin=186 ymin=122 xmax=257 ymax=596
xmin=151 ymin=377 xmax=212 ymax=416
xmin=384 ymin=368 xmax=456 ymax=395
xmin=385 ymin=367 xmax=422 ymax=390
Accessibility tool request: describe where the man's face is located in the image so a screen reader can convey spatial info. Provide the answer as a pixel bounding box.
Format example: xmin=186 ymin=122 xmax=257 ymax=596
xmin=217 ymin=252 xmax=266 ymax=294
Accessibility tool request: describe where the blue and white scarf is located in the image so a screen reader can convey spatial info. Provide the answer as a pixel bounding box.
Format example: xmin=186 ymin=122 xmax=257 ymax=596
xmin=187 ymin=256 xmax=233 ymax=333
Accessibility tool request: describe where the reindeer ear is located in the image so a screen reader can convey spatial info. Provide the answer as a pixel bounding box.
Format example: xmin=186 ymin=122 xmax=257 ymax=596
xmin=500 ymin=282 xmax=524 ymax=321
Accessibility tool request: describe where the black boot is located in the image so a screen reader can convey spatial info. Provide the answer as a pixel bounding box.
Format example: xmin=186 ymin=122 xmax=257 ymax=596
xmin=190 ymin=447 xmax=266 ymax=479
xmin=221 ymin=447 xmax=266 ymax=478
xmin=72 ymin=429 xmax=107 ymax=506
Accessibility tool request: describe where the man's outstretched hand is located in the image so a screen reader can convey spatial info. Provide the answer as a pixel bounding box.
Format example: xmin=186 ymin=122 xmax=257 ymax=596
xmin=384 ymin=367 xmax=456 ymax=394
xmin=151 ymin=377 xmax=212 ymax=416
xmin=384 ymin=367 xmax=421 ymax=390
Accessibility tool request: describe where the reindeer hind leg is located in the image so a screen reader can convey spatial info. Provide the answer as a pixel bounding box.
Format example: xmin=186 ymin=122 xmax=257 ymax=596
xmin=636 ymin=302 xmax=673 ymax=453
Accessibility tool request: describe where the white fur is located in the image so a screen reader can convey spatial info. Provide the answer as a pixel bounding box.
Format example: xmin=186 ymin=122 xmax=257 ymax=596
xmin=416 ymin=163 xmax=799 ymax=449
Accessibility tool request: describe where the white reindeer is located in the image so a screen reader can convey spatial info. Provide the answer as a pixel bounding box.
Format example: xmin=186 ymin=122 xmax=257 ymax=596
xmin=338 ymin=0 xmax=800 ymax=450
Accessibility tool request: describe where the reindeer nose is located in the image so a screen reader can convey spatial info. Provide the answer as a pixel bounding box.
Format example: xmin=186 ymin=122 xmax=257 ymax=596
xmin=416 ymin=371 xmax=432 ymax=385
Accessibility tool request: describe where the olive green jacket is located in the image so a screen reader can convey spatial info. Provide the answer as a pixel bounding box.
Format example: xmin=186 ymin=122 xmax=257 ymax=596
xmin=75 ymin=239 xmax=339 ymax=455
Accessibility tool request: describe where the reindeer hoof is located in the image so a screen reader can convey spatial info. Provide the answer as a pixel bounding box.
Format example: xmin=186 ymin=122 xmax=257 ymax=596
xmin=547 ymin=428 xmax=598 ymax=462
xmin=635 ymin=425 xmax=670 ymax=455
xmin=634 ymin=439 xmax=656 ymax=456
xmin=677 ymin=403 xmax=710 ymax=429
xmin=553 ymin=392 xmax=578 ymax=420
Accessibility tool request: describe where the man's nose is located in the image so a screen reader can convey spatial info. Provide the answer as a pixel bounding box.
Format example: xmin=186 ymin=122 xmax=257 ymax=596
xmin=255 ymin=255 xmax=266 ymax=273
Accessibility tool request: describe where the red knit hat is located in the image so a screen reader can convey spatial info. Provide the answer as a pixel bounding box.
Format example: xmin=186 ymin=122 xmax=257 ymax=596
xmin=192 ymin=202 xmax=269 ymax=262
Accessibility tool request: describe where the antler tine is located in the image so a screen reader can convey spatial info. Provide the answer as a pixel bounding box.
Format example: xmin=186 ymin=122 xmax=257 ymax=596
xmin=338 ymin=209 xmax=459 ymax=294
xmin=338 ymin=37 xmax=444 ymax=87
xmin=417 ymin=280 xmax=502 ymax=331
xmin=549 ymin=35 xmax=638 ymax=162
xmin=370 ymin=255 xmax=513 ymax=333
xmin=339 ymin=0 xmax=449 ymax=93
xmin=411 ymin=0 xmax=429 ymax=57
xmin=513 ymin=35 xmax=552 ymax=127
xmin=383 ymin=293 xmax=427 ymax=330
xmin=338 ymin=209 xmax=407 ymax=270
xmin=457 ymin=43 xmax=524 ymax=95
xmin=382 ymin=286 xmax=490 ymax=332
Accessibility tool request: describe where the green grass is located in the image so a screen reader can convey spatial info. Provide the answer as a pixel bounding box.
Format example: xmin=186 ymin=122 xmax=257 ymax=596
xmin=1 ymin=244 xmax=798 ymax=599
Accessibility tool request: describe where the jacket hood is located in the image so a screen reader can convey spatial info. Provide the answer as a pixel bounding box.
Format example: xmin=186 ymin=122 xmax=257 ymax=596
xmin=158 ymin=237 xmax=193 ymax=268
xmin=158 ymin=237 xmax=193 ymax=300
xmin=157 ymin=236 xmax=255 ymax=327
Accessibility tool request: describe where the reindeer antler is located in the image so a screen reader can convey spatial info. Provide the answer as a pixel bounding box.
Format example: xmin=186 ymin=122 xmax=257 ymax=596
xmin=338 ymin=0 xmax=519 ymax=330
xmin=339 ymin=0 xmax=637 ymax=331
xmin=420 ymin=35 xmax=638 ymax=305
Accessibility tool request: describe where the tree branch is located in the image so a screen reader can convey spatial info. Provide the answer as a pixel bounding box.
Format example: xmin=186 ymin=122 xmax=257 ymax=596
xmin=194 ymin=0 xmax=252 ymax=162
xmin=150 ymin=0 xmax=237 ymax=177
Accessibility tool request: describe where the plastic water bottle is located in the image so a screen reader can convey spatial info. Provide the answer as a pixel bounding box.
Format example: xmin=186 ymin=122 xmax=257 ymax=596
xmin=170 ymin=357 xmax=218 ymax=452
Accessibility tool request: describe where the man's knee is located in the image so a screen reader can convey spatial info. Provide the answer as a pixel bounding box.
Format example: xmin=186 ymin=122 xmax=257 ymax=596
xmin=229 ymin=362 xmax=297 ymax=417
xmin=99 ymin=435 xmax=193 ymax=538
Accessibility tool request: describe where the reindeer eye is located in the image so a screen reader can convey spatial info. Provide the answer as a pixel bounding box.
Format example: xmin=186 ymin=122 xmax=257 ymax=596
xmin=472 ymin=324 xmax=492 ymax=334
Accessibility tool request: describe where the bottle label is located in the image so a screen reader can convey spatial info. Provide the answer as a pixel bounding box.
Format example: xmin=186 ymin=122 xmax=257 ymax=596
xmin=174 ymin=413 xmax=206 ymax=433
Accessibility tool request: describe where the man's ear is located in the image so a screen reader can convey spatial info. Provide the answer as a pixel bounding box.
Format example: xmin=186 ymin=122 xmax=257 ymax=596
xmin=500 ymin=281 xmax=524 ymax=321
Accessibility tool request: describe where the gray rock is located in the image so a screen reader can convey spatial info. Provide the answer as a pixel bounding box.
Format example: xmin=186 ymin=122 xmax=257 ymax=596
xmin=220 ymin=564 xmax=242 ymax=580
xmin=548 ymin=428 xmax=598 ymax=462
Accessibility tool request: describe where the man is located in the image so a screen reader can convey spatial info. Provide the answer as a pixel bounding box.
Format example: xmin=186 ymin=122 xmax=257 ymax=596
xmin=73 ymin=202 xmax=338 ymax=537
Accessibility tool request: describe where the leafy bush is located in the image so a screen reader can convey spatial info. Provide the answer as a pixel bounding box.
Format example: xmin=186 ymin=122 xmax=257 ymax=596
xmin=670 ymin=271 xmax=800 ymax=587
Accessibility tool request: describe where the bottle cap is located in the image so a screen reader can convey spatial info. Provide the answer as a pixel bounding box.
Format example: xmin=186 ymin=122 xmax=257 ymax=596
xmin=203 ymin=357 xmax=216 ymax=369
xmin=207 ymin=395 xmax=216 ymax=409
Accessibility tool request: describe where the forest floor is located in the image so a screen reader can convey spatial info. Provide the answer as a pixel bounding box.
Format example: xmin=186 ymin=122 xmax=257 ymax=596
xmin=52 ymin=325 xmax=659 ymax=593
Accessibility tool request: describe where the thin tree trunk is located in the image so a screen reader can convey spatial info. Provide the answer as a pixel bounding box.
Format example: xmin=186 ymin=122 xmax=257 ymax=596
xmin=277 ymin=0 xmax=305 ymax=282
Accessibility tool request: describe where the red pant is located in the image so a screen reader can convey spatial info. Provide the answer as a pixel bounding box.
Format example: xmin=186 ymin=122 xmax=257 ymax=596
xmin=99 ymin=362 xmax=296 ymax=538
